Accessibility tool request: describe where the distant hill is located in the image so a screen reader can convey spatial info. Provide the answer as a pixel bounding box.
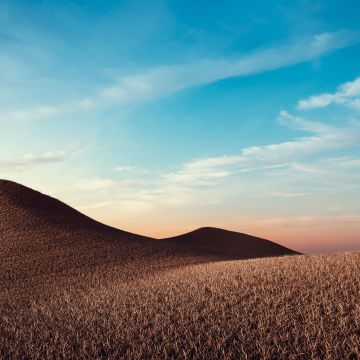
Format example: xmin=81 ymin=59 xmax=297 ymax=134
xmin=162 ymin=227 xmax=299 ymax=259
xmin=0 ymin=179 xmax=298 ymax=300
xmin=4 ymin=180 xmax=339 ymax=360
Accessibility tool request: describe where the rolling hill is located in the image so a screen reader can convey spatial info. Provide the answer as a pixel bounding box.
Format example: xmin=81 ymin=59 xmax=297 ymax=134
xmin=0 ymin=179 xmax=358 ymax=359
xmin=162 ymin=226 xmax=298 ymax=258
xmin=0 ymin=179 xmax=297 ymax=298
xmin=0 ymin=178 xmax=299 ymax=312
xmin=0 ymin=180 xmax=182 ymax=306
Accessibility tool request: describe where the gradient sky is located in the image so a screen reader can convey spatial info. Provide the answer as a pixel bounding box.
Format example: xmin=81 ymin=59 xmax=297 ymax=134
xmin=1 ymin=0 xmax=360 ymax=253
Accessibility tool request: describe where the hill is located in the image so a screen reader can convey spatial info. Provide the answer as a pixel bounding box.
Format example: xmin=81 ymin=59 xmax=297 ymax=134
xmin=163 ymin=226 xmax=299 ymax=258
xmin=0 ymin=179 xmax=148 ymax=238
xmin=0 ymin=180 xmax=297 ymax=299
xmin=0 ymin=180 xmax=182 ymax=303
xmin=0 ymin=180 xmax=358 ymax=359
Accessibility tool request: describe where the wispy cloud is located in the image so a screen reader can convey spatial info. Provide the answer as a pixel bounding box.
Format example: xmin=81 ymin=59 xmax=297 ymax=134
xmin=113 ymin=166 xmax=137 ymax=172
xmin=169 ymin=111 xmax=360 ymax=183
xmin=0 ymin=148 xmax=77 ymax=171
xmin=290 ymin=162 xmax=329 ymax=174
xmin=268 ymin=191 xmax=310 ymax=198
xmin=249 ymin=214 xmax=360 ymax=227
xmin=298 ymin=76 xmax=360 ymax=110
xmin=113 ymin=165 xmax=150 ymax=174
xmin=2 ymin=30 xmax=358 ymax=122
xmin=76 ymin=178 xmax=117 ymax=191
xmin=76 ymin=109 xmax=360 ymax=212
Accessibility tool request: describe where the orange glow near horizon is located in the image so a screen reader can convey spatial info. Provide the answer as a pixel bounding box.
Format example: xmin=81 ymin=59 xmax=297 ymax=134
xmin=86 ymin=211 xmax=360 ymax=254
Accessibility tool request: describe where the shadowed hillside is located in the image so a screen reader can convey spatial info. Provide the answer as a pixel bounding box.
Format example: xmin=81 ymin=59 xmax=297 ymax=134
xmin=0 ymin=180 xmax=173 ymax=301
xmin=0 ymin=179 xmax=297 ymax=302
xmin=0 ymin=179 xmax=147 ymax=237
xmin=163 ymin=227 xmax=299 ymax=258
xmin=0 ymin=180 xmax=358 ymax=359
xmin=0 ymin=180 xmax=294 ymax=266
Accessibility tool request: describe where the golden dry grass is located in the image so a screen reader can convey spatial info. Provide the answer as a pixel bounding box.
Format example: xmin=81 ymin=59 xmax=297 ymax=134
xmin=0 ymin=180 xmax=358 ymax=359
xmin=1 ymin=252 xmax=359 ymax=360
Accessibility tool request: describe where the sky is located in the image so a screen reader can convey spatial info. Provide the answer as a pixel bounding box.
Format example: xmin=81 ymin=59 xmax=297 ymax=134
xmin=1 ymin=0 xmax=360 ymax=253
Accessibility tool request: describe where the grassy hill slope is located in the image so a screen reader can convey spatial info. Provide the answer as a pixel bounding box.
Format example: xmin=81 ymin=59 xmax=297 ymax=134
xmin=1 ymin=180 xmax=355 ymax=359
xmin=0 ymin=179 xmax=296 ymax=301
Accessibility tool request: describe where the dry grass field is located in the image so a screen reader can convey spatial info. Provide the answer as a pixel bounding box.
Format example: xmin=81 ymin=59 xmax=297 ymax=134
xmin=0 ymin=180 xmax=359 ymax=359
xmin=1 ymin=252 xmax=359 ymax=360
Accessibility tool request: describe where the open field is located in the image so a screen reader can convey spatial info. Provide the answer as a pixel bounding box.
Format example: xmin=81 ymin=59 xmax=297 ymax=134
xmin=0 ymin=180 xmax=359 ymax=359
xmin=1 ymin=252 xmax=359 ymax=359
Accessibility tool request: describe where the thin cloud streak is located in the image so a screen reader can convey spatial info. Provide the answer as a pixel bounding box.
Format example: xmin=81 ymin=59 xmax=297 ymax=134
xmin=2 ymin=30 xmax=358 ymax=123
xmin=0 ymin=148 xmax=78 ymax=171
xmin=76 ymin=178 xmax=117 ymax=191
xmin=75 ymin=111 xmax=360 ymax=212
xmin=175 ymin=111 xmax=360 ymax=181
xmin=247 ymin=214 xmax=360 ymax=227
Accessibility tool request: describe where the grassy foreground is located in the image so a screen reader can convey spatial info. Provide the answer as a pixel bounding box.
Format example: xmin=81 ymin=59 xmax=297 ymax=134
xmin=1 ymin=252 xmax=359 ymax=359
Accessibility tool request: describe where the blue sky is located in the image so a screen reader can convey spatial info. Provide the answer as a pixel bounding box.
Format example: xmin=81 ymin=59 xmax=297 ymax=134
xmin=1 ymin=0 xmax=360 ymax=252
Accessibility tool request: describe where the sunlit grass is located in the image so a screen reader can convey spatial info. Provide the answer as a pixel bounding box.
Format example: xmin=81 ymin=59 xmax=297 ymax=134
xmin=1 ymin=252 xmax=359 ymax=359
